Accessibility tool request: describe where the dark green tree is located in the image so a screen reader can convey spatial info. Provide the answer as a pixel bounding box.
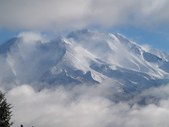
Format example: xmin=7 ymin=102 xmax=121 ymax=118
xmin=0 ymin=91 xmax=13 ymax=127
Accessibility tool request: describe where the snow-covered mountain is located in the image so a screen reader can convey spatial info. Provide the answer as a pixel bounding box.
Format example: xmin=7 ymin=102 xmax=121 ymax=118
xmin=1 ymin=29 xmax=169 ymax=93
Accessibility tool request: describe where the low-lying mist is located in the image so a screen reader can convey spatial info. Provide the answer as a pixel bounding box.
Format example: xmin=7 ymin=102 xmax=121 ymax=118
xmin=2 ymin=82 xmax=169 ymax=127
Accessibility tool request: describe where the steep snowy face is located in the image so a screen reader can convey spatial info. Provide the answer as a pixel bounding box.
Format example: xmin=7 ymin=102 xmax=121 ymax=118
xmin=0 ymin=30 xmax=169 ymax=91
xmin=67 ymin=30 xmax=143 ymax=68
xmin=67 ymin=29 xmax=168 ymax=78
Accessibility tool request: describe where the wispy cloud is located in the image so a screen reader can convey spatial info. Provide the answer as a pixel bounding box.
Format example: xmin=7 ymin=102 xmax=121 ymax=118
xmin=0 ymin=0 xmax=169 ymax=30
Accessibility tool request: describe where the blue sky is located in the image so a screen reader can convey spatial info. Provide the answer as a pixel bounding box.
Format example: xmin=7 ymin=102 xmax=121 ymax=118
xmin=0 ymin=0 xmax=169 ymax=52
xmin=0 ymin=29 xmax=19 ymax=43
xmin=1 ymin=26 xmax=169 ymax=53
xmin=110 ymin=26 xmax=169 ymax=52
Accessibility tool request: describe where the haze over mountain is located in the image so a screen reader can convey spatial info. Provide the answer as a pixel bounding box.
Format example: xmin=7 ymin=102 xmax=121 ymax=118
xmin=0 ymin=29 xmax=169 ymax=93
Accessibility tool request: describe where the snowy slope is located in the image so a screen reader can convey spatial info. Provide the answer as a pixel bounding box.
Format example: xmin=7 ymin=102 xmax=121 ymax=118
xmin=0 ymin=30 xmax=169 ymax=92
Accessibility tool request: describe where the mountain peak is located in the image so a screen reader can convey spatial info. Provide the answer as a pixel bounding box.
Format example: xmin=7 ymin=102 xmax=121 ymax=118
xmin=0 ymin=29 xmax=169 ymax=91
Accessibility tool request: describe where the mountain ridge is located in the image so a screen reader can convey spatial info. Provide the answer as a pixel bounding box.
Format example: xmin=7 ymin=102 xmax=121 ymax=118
xmin=0 ymin=29 xmax=169 ymax=94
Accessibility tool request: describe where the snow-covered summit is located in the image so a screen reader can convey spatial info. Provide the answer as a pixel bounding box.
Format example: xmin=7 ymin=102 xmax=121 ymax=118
xmin=0 ymin=29 xmax=169 ymax=92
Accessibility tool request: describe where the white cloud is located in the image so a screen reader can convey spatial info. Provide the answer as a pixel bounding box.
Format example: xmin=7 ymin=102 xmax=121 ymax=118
xmin=5 ymin=83 xmax=169 ymax=127
xmin=0 ymin=0 xmax=169 ymax=30
xmin=18 ymin=32 xmax=47 ymax=43
xmin=0 ymin=0 xmax=91 ymax=30
xmin=90 ymin=0 xmax=169 ymax=27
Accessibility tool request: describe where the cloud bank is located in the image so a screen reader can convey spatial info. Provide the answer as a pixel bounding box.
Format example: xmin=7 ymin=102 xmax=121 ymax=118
xmin=5 ymin=83 xmax=169 ymax=127
xmin=0 ymin=0 xmax=169 ymax=30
